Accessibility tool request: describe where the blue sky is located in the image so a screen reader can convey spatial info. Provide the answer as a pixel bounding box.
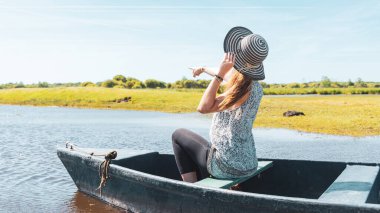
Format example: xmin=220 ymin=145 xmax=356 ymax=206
xmin=0 ymin=0 xmax=379 ymax=84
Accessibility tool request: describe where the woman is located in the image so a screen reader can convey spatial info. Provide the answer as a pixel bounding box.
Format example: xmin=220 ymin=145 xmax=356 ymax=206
xmin=172 ymin=26 xmax=269 ymax=183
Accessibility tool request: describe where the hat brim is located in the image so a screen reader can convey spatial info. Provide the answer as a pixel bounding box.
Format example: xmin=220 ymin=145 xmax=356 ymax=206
xmin=224 ymin=26 xmax=265 ymax=80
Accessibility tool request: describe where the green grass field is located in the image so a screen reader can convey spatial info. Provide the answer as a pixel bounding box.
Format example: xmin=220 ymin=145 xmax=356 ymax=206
xmin=263 ymin=87 xmax=380 ymax=95
xmin=0 ymin=87 xmax=379 ymax=136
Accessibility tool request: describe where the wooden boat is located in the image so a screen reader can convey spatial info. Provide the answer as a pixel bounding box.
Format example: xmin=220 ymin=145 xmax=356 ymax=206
xmin=57 ymin=146 xmax=380 ymax=213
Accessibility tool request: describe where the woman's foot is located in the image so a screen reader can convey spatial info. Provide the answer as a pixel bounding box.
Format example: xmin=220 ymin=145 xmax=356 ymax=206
xmin=229 ymin=183 xmax=242 ymax=191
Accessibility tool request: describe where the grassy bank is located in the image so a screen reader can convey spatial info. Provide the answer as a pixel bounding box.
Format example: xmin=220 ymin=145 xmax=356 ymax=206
xmin=0 ymin=87 xmax=379 ymax=136
xmin=264 ymin=87 xmax=380 ymax=95
xmin=0 ymin=87 xmax=203 ymax=112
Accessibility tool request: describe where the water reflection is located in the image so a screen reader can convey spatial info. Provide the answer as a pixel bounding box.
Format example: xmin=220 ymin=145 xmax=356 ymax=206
xmin=67 ymin=191 xmax=123 ymax=213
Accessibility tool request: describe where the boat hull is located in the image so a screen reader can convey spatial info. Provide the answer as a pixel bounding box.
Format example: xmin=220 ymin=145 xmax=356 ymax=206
xmin=57 ymin=147 xmax=380 ymax=213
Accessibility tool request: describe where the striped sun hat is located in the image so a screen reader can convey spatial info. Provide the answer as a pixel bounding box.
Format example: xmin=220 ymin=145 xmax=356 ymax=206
xmin=224 ymin=26 xmax=269 ymax=80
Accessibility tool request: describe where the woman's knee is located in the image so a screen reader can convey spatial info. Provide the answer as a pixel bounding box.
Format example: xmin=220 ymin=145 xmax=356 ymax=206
xmin=172 ymin=128 xmax=188 ymax=143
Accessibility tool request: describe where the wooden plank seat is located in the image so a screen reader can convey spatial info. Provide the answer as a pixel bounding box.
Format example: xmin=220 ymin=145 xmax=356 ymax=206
xmin=195 ymin=161 xmax=273 ymax=189
xmin=318 ymin=165 xmax=379 ymax=204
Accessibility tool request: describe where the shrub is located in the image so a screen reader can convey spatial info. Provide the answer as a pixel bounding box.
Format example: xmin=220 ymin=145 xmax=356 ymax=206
xmin=101 ymin=80 xmax=117 ymax=88
xmin=172 ymin=80 xmax=184 ymax=88
xmin=197 ymin=80 xmax=211 ymax=88
xmin=347 ymin=79 xmax=355 ymax=87
xmin=320 ymin=76 xmax=331 ymax=88
xmin=171 ymin=79 xmax=211 ymax=89
xmin=125 ymin=77 xmax=140 ymax=82
xmin=113 ymin=85 xmax=126 ymax=89
xmin=307 ymin=89 xmax=317 ymax=94
xmin=125 ymin=78 xmax=145 ymax=89
xmin=286 ymin=83 xmax=300 ymax=88
xmin=38 ymin=82 xmax=49 ymax=88
xmin=131 ymin=82 xmax=144 ymax=89
xmin=145 ymin=79 xmax=166 ymax=88
xmin=354 ymin=78 xmax=367 ymax=88
xmin=15 ymin=82 xmax=25 ymax=88
xmin=331 ymin=82 xmax=343 ymax=88
xmin=80 ymin=81 xmax=96 ymax=87
xmin=308 ymin=82 xmax=319 ymax=88
xmin=113 ymin=75 xmax=127 ymax=83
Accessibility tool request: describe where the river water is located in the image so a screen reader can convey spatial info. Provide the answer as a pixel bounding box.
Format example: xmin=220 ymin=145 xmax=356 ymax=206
xmin=0 ymin=105 xmax=379 ymax=212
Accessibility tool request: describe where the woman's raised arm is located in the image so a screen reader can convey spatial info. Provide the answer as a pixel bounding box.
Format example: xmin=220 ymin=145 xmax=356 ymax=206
xmin=196 ymin=53 xmax=235 ymax=114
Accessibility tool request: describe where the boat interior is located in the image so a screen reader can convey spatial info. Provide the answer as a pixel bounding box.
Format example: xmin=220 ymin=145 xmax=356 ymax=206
xmin=112 ymin=151 xmax=380 ymax=205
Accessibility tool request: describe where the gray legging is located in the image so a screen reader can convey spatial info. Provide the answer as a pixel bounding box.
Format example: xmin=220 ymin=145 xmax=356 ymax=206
xmin=172 ymin=128 xmax=210 ymax=180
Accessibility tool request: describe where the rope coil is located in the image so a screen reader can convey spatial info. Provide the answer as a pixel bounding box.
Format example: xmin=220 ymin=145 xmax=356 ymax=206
xmin=96 ymin=151 xmax=117 ymax=196
xmin=65 ymin=142 xmax=117 ymax=196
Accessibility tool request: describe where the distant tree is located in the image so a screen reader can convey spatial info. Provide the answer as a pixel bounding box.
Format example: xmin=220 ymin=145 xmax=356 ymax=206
xmin=183 ymin=80 xmax=199 ymax=88
xmin=73 ymin=82 xmax=82 ymax=87
xmin=172 ymin=80 xmax=184 ymax=88
xmin=170 ymin=79 xmax=211 ymax=89
xmin=145 ymin=79 xmax=166 ymax=88
xmin=347 ymin=79 xmax=354 ymax=87
xmin=113 ymin=75 xmax=127 ymax=83
xmin=124 ymin=79 xmax=145 ymax=89
xmin=197 ymin=80 xmax=211 ymax=88
xmin=101 ymin=80 xmax=117 ymax=88
xmin=125 ymin=77 xmax=140 ymax=82
xmin=38 ymin=82 xmax=49 ymax=88
xmin=331 ymin=82 xmax=343 ymax=88
xmin=80 ymin=81 xmax=96 ymax=87
xmin=53 ymin=83 xmax=63 ymax=87
xmin=286 ymin=83 xmax=300 ymax=88
xmin=355 ymin=78 xmax=367 ymax=88
xmin=131 ymin=81 xmax=145 ymax=89
xmin=320 ymin=76 xmax=331 ymax=88
xmin=124 ymin=80 xmax=135 ymax=88
xmin=113 ymin=85 xmax=126 ymax=89
xmin=15 ymin=82 xmax=25 ymax=88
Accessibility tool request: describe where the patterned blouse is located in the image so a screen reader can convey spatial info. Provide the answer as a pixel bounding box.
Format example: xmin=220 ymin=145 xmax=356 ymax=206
xmin=207 ymin=81 xmax=263 ymax=179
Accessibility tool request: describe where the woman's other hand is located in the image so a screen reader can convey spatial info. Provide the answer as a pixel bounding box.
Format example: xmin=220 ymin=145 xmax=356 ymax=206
xmin=191 ymin=67 xmax=205 ymax=77
xmin=217 ymin=52 xmax=235 ymax=78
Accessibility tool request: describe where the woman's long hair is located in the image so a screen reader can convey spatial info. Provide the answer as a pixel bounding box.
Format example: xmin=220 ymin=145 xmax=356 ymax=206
xmin=218 ymin=68 xmax=253 ymax=111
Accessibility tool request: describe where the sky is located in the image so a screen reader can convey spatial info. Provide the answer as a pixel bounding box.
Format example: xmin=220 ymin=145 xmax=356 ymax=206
xmin=0 ymin=0 xmax=379 ymax=84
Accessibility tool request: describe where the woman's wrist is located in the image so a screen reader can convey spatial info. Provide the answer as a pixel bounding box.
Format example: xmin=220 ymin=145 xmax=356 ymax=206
xmin=214 ymin=74 xmax=223 ymax=83
xmin=216 ymin=71 xmax=227 ymax=79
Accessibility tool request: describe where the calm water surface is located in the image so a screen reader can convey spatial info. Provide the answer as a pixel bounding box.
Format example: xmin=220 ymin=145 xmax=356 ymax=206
xmin=0 ymin=105 xmax=379 ymax=213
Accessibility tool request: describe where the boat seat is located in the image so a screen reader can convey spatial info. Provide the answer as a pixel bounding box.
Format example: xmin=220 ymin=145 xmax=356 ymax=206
xmin=195 ymin=161 xmax=273 ymax=189
xmin=318 ymin=165 xmax=379 ymax=204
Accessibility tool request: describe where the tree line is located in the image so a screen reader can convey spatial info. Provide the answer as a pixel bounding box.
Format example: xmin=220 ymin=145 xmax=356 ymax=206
xmin=1 ymin=75 xmax=379 ymax=89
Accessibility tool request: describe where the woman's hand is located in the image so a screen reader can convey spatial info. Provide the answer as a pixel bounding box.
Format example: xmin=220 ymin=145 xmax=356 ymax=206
xmin=217 ymin=52 xmax=235 ymax=78
xmin=191 ymin=67 xmax=205 ymax=78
